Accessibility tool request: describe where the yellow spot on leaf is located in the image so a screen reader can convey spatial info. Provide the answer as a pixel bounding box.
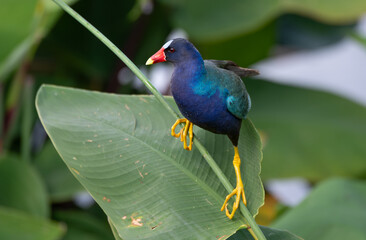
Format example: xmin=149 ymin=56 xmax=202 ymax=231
xmin=102 ymin=197 xmax=111 ymax=202
xmin=137 ymin=169 xmax=144 ymax=179
xmin=72 ymin=168 xmax=80 ymax=175
xmin=72 ymin=157 xmax=77 ymax=160
xmin=129 ymin=216 xmax=143 ymax=227
xmin=87 ymin=139 xmax=93 ymax=142
xmin=125 ymin=104 xmax=130 ymax=110
xmin=217 ymin=236 xmax=228 ymax=240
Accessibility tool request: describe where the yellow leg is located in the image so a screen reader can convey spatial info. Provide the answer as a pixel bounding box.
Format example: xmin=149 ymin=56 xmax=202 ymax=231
xmin=221 ymin=146 xmax=247 ymax=219
xmin=171 ymin=118 xmax=194 ymax=151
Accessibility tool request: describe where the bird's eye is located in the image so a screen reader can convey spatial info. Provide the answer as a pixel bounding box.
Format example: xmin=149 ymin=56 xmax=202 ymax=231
xmin=168 ymin=47 xmax=175 ymax=53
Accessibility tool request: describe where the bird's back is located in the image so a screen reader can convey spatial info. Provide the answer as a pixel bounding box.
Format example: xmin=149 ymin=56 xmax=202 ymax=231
xmin=204 ymin=60 xmax=251 ymax=120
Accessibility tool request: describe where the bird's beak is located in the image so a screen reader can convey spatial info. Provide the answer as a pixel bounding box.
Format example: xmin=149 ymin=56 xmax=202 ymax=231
xmin=146 ymin=47 xmax=166 ymax=65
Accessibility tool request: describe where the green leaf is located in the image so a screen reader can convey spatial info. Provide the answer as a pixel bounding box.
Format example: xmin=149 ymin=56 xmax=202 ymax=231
xmin=158 ymin=0 xmax=366 ymax=42
xmin=229 ymin=225 xmax=302 ymax=240
xmin=53 ymin=210 xmax=115 ymax=240
xmin=36 ymin=85 xmax=264 ymax=239
xmin=246 ymin=80 xmax=366 ymax=181
xmin=0 ymin=206 xmax=64 ymax=240
xmin=161 ymin=0 xmax=280 ymax=42
xmin=108 ymin=217 xmax=124 ymax=240
xmin=272 ymin=178 xmax=366 ymax=239
xmin=34 ymin=142 xmax=84 ymax=202
xmin=197 ymin=21 xmax=276 ymax=67
xmin=0 ymin=0 xmax=78 ymax=82
xmin=0 ymin=0 xmax=38 ymax=81
xmin=0 ymin=155 xmax=49 ymax=217
xmin=0 ymin=0 xmax=38 ymax=61
xmin=283 ymin=0 xmax=366 ymax=24
xmin=40 ymin=0 xmax=79 ymax=35
xmin=277 ymin=14 xmax=354 ymax=49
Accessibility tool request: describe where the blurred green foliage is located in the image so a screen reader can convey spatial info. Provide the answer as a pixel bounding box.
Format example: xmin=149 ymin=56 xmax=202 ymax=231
xmin=272 ymin=178 xmax=366 ymax=239
xmin=1 ymin=0 xmax=365 ymax=239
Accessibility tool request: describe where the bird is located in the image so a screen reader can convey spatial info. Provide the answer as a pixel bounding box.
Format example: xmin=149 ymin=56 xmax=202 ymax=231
xmin=146 ymin=38 xmax=259 ymax=219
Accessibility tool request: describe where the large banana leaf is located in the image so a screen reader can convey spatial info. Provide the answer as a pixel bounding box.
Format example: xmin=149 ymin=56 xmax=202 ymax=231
xmin=36 ymin=84 xmax=264 ymax=239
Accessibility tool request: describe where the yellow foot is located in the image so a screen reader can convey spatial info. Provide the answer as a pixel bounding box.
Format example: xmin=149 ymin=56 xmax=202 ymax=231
xmin=171 ymin=118 xmax=193 ymax=151
xmin=221 ymin=146 xmax=247 ymax=219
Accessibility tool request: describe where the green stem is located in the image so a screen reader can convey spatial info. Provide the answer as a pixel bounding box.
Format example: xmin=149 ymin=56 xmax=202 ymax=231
xmin=0 ymin=84 xmax=3 ymax=154
xmin=21 ymin=77 xmax=33 ymax=163
xmin=52 ymin=1 xmax=266 ymax=239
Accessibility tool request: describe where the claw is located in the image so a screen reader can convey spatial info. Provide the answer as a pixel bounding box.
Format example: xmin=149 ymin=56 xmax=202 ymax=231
xmin=171 ymin=119 xmax=185 ymax=138
xmin=221 ymin=182 xmax=246 ymax=219
xmin=171 ymin=118 xmax=194 ymax=151
xmin=221 ymin=146 xmax=247 ymax=219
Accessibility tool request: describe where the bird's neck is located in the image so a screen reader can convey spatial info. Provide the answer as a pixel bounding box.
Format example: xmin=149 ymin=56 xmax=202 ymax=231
xmin=174 ymin=57 xmax=206 ymax=83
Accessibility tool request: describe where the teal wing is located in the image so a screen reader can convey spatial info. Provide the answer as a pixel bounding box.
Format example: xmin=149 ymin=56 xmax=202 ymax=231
xmin=204 ymin=60 xmax=253 ymax=119
xmin=226 ymin=94 xmax=251 ymax=120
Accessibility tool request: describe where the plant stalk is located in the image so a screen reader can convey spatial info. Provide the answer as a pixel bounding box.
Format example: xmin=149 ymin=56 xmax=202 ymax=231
xmin=21 ymin=76 xmax=34 ymax=163
xmin=0 ymin=84 xmax=3 ymax=154
xmin=52 ymin=1 xmax=266 ymax=239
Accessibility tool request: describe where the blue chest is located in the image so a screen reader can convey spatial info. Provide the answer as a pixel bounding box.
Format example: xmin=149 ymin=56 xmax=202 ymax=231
xmin=170 ymin=62 xmax=240 ymax=135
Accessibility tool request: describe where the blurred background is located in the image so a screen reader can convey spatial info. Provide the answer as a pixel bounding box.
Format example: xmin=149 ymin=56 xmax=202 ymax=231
xmin=1 ymin=0 xmax=366 ymax=239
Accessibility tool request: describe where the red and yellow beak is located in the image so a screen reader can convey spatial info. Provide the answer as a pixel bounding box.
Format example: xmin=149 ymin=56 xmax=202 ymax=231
xmin=146 ymin=47 xmax=166 ymax=65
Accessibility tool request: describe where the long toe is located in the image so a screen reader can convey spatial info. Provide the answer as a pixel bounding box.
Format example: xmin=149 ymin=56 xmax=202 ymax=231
xmin=221 ymin=183 xmax=246 ymax=219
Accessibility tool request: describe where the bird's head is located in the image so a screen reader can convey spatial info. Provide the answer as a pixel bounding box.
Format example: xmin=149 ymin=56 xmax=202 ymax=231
xmin=146 ymin=38 xmax=201 ymax=65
